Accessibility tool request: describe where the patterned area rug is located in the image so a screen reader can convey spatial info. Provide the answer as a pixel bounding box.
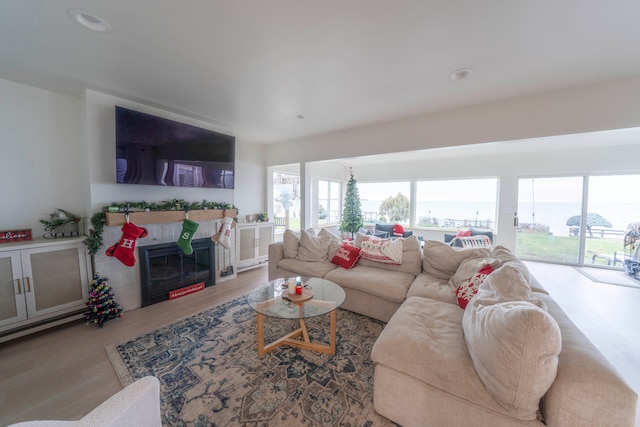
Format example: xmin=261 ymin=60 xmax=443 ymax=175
xmin=106 ymin=296 xmax=396 ymax=426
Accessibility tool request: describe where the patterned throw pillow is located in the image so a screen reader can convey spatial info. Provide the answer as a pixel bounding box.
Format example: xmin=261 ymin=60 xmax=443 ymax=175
xmin=360 ymin=235 xmax=403 ymax=264
xmin=456 ymin=263 xmax=494 ymax=309
xmin=331 ymin=242 xmax=361 ymax=269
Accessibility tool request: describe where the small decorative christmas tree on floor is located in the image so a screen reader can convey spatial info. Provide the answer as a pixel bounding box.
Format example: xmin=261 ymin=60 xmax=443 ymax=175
xmin=340 ymin=167 xmax=364 ymax=239
xmin=84 ymin=274 xmax=123 ymax=328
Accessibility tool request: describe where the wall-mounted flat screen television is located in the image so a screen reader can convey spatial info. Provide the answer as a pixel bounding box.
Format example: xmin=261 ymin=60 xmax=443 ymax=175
xmin=115 ymin=106 xmax=235 ymax=189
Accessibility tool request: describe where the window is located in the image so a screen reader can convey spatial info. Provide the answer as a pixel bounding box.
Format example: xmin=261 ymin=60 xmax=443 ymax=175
xmin=415 ymin=179 xmax=498 ymax=230
xmin=516 ymin=177 xmax=583 ymax=263
xmin=516 ymin=175 xmax=640 ymax=266
xmin=358 ymin=181 xmax=411 ymax=225
xmin=273 ymin=171 xmax=300 ymax=231
xmin=585 ymin=175 xmax=640 ymax=267
xmin=317 ymin=179 xmax=341 ymax=226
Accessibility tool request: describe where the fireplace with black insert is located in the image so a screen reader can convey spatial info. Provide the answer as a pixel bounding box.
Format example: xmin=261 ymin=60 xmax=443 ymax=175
xmin=139 ymin=238 xmax=215 ymax=307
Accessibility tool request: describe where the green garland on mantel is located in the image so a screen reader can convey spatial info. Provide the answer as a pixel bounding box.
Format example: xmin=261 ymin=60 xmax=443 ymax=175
xmin=84 ymin=199 xmax=238 ymax=256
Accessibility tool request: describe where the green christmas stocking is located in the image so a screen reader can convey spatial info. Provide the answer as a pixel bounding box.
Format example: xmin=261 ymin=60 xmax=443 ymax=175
xmin=177 ymin=219 xmax=199 ymax=255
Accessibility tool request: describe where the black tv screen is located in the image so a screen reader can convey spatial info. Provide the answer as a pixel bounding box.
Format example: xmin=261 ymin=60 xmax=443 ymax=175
xmin=115 ymin=106 xmax=235 ymax=188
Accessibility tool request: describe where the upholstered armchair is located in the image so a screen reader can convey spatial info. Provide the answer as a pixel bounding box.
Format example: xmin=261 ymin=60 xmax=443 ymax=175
xmin=8 ymin=376 xmax=161 ymax=427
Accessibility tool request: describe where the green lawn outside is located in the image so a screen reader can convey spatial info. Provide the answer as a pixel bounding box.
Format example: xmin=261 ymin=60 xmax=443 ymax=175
xmin=516 ymin=231 xmax=625 ymax=265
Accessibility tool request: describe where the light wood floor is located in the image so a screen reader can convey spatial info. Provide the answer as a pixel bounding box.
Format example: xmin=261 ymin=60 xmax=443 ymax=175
xmin=1 ymin=263 xmax=639 ymax=426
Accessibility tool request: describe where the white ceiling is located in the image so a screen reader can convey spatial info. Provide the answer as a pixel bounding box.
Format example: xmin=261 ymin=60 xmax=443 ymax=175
xmin=1 ymin=1 xmax=640 ymax=144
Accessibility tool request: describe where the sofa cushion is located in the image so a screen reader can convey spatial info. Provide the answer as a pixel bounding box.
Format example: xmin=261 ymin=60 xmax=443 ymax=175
xmin=331 ymin=242 xmax=361 ymax=269
xmin=277 ymin=257 xmax=338 ymax=278
xmin=462 ymin=265 xmax=561 ymax=420
xmin=422 ymin=240 xmax=490 ymax=280
xmin=360 ymin=235 xmax=403 ymax=264
xmin=324 ymin=265 xmax=415 ymax=303
xmin=297 ymin=229 xmax=331 ymax=262
xmin=355 ymin=234 xmax=422 ymax=275
xmin=371 ymin=297 xmax=518 ymax=418
xmin=282 ymin=229 xmax=302 ymax=259
xmin=406 ymin=273 xmax=457 ymax=304
xmin=283 ymin=228 xmax=319 ymax=259
xmin=474 ymin=262 xmax=546 ymax=308
xmin=318 ymin=228 xmax=343 ymax=259
xmin=490 ymin=245 xmax=548 ymax=294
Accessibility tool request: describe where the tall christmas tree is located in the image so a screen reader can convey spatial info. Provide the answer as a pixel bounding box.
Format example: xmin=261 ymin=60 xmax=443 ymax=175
xmin=84 ymin=274 xmax=123 ymax=328
xmin=340 ymin=167 xmax=364 ymax=238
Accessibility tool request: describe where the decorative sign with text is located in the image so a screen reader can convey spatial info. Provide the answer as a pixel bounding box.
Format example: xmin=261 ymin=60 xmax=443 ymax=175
xmin=0 ymin=229 xmax=32 ymax=243
xmin=168 ymin=282 xmax=205 ymax=300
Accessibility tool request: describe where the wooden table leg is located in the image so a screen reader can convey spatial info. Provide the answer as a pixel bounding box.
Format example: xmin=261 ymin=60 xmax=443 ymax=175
xmin=256 ymin=309 xmax=338 ymax=356
xmin=257 ymin=312 xmax=266 ymax=357
xmin=329 ymin=309 xmax=337 ymax=354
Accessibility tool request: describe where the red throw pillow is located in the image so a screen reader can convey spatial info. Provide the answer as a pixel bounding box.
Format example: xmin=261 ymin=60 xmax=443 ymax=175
xmin=456 ymin=228 xmax=473 ymax=237
xmin=331 ymin=243 xmax=362 ymax=269
xmin=393 ymin=223 xmax=405 ymax=237
xmin=456 ymin=263 xmax=494 ymax=309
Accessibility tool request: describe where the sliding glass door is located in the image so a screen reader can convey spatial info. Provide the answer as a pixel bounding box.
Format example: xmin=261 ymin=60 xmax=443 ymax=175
xmin=516 ymin=174 xmax=640 ymax=267
xmin=516 ymin=177 xmax=583 ymax=263
xmin=585 ymin=175 xmax=640 ymax=267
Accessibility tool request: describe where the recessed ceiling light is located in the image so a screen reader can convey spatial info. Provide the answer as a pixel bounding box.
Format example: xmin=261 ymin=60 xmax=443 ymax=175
xmin=67 ymin=9 xmax=112 ymax=33
xmin=294 ymin=114 xmax=305 ymax=120
xmin=450 ymin=68 xmax=473 ymax=80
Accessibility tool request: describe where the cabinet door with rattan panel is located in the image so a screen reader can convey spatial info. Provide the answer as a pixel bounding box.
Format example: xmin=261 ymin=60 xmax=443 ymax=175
xmin=0 ymin=250 xmax=27 ymax=328
xmin=0 ymin=240 xmax=90 ymax=336
xmin=236 ymin=223 xmax=274 ymax=272
xmin=21 ymin=243 xmax=89 ymax=318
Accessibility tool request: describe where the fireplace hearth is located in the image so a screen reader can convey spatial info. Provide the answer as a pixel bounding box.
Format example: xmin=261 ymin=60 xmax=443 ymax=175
xmin=138 ymin=238 xmax=215 ymax=307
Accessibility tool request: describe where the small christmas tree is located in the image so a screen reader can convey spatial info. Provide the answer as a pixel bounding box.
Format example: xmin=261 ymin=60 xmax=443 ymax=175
xmin=340 ymin=167 xmax=364 ymax=238
xmin=84 ymin=274 xmax=123 ymax=328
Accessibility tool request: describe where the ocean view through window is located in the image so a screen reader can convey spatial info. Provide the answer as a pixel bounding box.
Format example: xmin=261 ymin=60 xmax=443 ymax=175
xmin=416 ymin=179 xmax=498 ymax=230
xmin=516 ymin=174 xmax=640 ymax=266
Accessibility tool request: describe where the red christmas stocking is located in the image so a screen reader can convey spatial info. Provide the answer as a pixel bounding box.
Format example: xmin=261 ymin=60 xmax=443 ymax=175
xmin=106 ymin=222 xmax=148 ymax=267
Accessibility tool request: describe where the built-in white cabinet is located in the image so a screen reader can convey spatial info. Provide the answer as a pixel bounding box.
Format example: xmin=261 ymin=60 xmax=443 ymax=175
xmin=236 ymin=222 xmax=274 ymax=272
xmin=0 ymin=238 xmax=90 ymax=341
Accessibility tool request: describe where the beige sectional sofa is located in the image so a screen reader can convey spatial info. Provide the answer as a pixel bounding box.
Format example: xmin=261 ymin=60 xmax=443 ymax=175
xmin=268 ymin=229 xmax=638 ymax=426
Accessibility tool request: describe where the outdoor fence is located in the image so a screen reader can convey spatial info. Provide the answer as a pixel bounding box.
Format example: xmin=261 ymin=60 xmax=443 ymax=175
xmin=568 ymin=227 xmax=627 ymax=238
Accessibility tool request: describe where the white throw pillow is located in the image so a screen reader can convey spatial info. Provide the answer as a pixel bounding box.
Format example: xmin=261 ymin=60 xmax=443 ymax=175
xmin=296 ymin=229 xmax=331 ymax=262
xmin=282 ymin=229 xmax=301 ymax=259
xmin=422 ymin=240 xmax=490 ymax=280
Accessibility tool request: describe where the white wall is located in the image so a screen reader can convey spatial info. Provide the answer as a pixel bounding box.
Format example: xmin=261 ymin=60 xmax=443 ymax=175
xmin=0 ymin=78 xmax=88 ymax=238
xmin=265 ymin=75 xmax=640 ymax=165
xmin=0 ymin=78 xmax=267 ymax=245
xmin=234 ymin=138 xmax=266 ymax=217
